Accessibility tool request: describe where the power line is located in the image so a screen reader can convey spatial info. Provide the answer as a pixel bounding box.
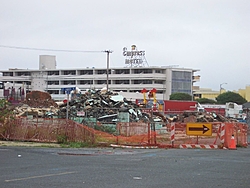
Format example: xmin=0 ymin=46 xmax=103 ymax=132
xmin=0 ymin=45 xmax=103 ymax=53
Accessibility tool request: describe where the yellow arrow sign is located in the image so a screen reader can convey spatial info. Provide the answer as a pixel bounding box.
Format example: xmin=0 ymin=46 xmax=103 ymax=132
xmin=186 ymin=123 xmax=212 ymax=136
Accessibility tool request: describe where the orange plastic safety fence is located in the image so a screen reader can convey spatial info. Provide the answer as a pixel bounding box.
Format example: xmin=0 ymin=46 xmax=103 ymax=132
xmin=162 ymin=122 xmax=222 ymax=146
xmin=1 ymin=117 xmax=247 ymax=149
xmin=0 ymin=117 xmax=95 ymax=144
xmin=224 ymin=122 xmax=248 ymax=148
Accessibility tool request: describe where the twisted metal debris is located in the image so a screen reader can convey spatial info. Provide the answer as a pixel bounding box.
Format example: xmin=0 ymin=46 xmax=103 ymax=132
xmin=57 ymin=89 xmax=152 ymax=123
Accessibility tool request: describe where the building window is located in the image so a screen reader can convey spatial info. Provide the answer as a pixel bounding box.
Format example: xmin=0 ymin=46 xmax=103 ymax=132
xmin=154 ymin=80 xmax=164 ymax=84
xmin=79 ymin=70 xmax=93 ymax=75
xmin=172 ymin=71 xmax=191 ymax=82
xmin=3 ymin=72 xmax=13 ymax=76
xmin=62 ymin=70 xmax=76 ymax=75
xmin=134 ymin=69 xmax=153 ymax=74
xmin=115 ymin=69 xmax=130 ymax=74
xmin=48 ymin=81 xmax=59 ymax=85
xmin=171 ymin=71 xmax=192 ymax=94
xmin=62 ymin=80 xmax=76 ymax=85
xmin=133 ymin=80 xmax=152 ymax=84
xmin=97 ymin=80 xmax=109 ymax=84
xmin=97 ymin=70 xmax=106 ymax=74
xmin=114 ymin=80 xmax=129 ymax=84
xmin=16 ymin=72 xmax=31 ymax=76
xmin=155 ymin=70 xmax=163 ymax=74
xmin=48 ymin=71 xmax=59 ymax=75
xmin=133 ymin=80 xmax=142 ymax=84
xmin=48 ymin=90 xmax=59 ymax=94
xmin=79 ymin=80 xmax=93 ymax=85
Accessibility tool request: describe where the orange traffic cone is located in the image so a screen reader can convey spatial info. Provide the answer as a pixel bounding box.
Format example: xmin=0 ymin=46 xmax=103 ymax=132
xmin=229 ymin=134 xmax=237 ymax=150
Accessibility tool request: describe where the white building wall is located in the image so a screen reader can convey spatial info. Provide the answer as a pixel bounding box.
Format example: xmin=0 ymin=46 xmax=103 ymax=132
xmin=0 ymin=90 xmax=3 ymax=99
xmin=31 ymin=71 xmax=47 ymax=91
xmin=0 ymin=56 xmax=199 ymax=102
xmin=39 ymin=55 xmax=56 ymax=70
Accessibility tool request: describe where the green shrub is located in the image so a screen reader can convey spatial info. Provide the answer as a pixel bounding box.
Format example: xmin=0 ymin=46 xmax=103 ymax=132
xmin=56 ymin=134 xmax=68 ymax=144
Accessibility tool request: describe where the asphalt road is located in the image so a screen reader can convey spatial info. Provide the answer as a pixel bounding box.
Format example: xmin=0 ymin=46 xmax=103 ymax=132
xmin=1 ymin=146 xmax=250 ymax=188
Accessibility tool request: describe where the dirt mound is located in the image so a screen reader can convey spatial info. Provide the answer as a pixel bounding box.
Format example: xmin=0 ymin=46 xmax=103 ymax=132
xmin=23 ymin=91 xmax=58 ymax=108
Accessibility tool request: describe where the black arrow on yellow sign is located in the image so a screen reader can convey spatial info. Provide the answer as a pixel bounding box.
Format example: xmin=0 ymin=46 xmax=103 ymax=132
xmin=188 ymin=125 xmax=210 ymax=134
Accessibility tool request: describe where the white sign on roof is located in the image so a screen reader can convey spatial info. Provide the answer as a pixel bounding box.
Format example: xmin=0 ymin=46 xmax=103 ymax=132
xmin=123 ymin=45 xmax=148 ymax=67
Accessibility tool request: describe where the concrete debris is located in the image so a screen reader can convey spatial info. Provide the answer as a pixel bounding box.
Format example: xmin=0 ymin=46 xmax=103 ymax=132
xmin=167 ymin=111 xmax=238 ymax=123
xmin=57 ymin=90 xmax=152 ymax=123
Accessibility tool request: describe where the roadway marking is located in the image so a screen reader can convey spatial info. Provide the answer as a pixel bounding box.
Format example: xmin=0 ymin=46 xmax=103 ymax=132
xmin=5 ymin=171 xmax=76 ymax=182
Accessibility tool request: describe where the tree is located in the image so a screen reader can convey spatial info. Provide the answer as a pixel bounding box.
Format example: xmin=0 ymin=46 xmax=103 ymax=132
xmin=216 ymin=91 xmax=247 ymax=104
xmin=195 ymin=98 xmax=217 ymax=104
xmin=0 ymin=99 xmax=13 ymax=124
xmin=169 ymin=92 xmax=192 ymax=101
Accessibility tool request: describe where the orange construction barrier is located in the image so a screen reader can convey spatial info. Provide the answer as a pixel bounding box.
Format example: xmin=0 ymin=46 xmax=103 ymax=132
xmin=223 ymin=122 xmax=248 ymax=149
xmin=228 ymin=134 xmax=237 ymax=150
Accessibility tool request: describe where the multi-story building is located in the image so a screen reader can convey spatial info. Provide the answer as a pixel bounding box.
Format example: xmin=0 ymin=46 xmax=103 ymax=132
xmin=0 ymin=55 xmax=201 ymax=101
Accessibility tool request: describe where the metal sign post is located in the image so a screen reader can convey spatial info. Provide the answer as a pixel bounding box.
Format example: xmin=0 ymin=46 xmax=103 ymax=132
xmin=66 ymin=92 xmax=69 ymax=120
xmin=61 ymin=87 xmax=76 ymax=120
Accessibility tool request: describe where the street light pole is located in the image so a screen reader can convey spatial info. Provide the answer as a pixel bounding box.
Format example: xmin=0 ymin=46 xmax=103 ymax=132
xmin=220 ymin=83 xmax=227 ymax=94
xmin=104 ymin=50 xmax=113 ymax=91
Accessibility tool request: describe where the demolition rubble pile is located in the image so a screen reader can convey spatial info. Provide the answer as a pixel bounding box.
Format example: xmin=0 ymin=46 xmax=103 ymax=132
xmin=56 ymin=89 xmax=235 ymax=123
xmin=168 ymin=111 xmax=237 ymax=123
xmin=13 ymin=90 xmax=238 ymax=123
xmin=14 ymin=91 xmax=58 ymax=117
xmin=57 ymin=89 xmax=156 ymax=123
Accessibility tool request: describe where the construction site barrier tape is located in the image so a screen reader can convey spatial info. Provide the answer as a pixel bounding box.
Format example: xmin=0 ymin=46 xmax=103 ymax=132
xmin=171 ymin=123 xmax=175 ymax=143
xmin=179 ymin=144 xmax=218 ymax=149
xmin=220 ymin=123 xmax=225 ymax=144
xmin=110 ymin=144 xmax=158 ymax=149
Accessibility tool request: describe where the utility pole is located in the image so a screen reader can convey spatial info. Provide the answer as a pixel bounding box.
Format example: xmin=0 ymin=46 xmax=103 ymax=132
xmin=220 ymin=83 xmax=227 ymax=94
xmin=104 ymin=50 xmax=113 ymax=91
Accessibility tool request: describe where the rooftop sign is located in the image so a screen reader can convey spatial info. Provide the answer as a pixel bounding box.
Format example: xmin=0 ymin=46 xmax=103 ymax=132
xmin=123 ymin=45 xmax=148 ymax=67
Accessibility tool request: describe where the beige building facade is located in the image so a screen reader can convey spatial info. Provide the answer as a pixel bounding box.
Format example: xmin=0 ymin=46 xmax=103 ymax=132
xmin=194 ymin=86 xmax=250 ymax=102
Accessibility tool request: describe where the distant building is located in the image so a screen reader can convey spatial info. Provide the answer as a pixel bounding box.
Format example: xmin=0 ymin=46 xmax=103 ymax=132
xmin=194 ymin=86 xmax=250 ymax=102
xmin=0 ymin=55 xmax=201 ymax=101
xmin=193 ymin=88 xmax=222 ymax=100
xmin=238 ymin=86 xmax=250 ymax=102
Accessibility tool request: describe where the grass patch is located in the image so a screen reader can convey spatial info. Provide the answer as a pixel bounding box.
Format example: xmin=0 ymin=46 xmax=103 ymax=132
xmin=38 ymin=144 xmax=60 ymax=148
xmin=94 ymin=125 xmax=117 ymax=135
xmin=236 ymin=144 xmax=247 ymax=148
xmin=60 ymin=141 xmax=97 ymax=148
xmin=56 ymin=135 xmax=68 ymax=144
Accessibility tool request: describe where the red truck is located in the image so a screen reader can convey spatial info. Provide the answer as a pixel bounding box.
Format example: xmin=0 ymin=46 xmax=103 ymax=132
xmin=202 ymin=103 xmax=245 ymax=120
xmin=201 ymin=104 xmax=226 ymax=115
xmin=136 ymin=99 xmax=204 ymax=114
xmin=163 ymin=100 xmax=204 ymax=112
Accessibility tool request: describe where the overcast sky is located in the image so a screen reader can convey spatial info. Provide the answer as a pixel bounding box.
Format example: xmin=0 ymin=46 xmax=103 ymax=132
xmin=0 ymin=0 xmax=249 ymax=91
